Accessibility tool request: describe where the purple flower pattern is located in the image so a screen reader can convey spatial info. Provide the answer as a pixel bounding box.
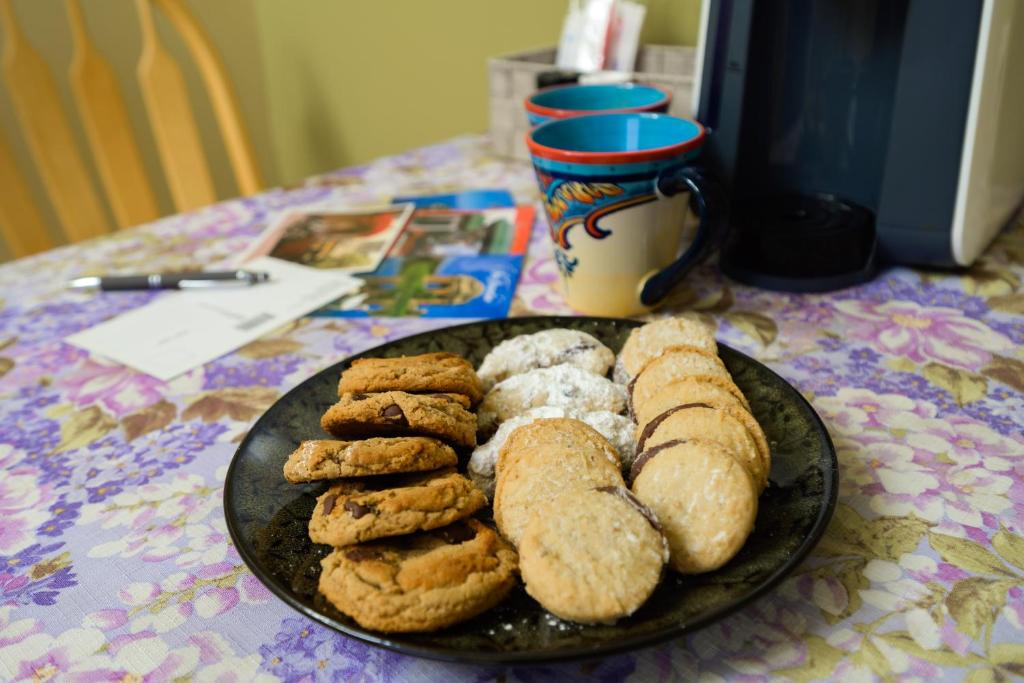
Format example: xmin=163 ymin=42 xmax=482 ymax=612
xmin=259 ymin=617 xmax=408 ymax=682
xmin=0 ymin=135 xmax=1020 ymax=681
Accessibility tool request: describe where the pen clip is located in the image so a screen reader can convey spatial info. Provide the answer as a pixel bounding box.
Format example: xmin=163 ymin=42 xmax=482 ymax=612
xmin=178 ymin=270 xmax=269 ymax=289
xmin=177 ymin=279 xmax=255 ymax=289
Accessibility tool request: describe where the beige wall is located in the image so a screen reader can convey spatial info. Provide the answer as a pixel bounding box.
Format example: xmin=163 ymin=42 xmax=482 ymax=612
xmin=0 ymin=0 xmax=698 ymax=258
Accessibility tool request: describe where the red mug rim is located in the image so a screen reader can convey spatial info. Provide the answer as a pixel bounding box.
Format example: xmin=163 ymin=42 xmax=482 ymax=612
xmin=525 ymin=113 xmax=706 ymax=165
xmin=523 ymin=83 xmax=673 ymax=121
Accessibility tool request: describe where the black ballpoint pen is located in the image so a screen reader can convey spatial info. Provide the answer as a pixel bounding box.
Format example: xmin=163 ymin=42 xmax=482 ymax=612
xmin=67 ymin=270 xmax=271 ymax=291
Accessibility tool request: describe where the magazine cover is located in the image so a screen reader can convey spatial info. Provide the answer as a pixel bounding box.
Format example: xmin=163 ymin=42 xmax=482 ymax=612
xmin=240 ymin=204 xmax=413 ymax=274
xmin=392 ymin=188 xmax=515 ymax=210
xmin=312 ymin=204 xmax=534 ymax=318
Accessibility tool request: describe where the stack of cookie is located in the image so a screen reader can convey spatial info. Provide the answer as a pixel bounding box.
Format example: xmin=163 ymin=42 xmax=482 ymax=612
xmin=493 ymin=418 xmax=668 ymax=623
xmin=279 ymin=322 xmax=772 ymax=632
xmin=469 ymin=329 xmax=637 ymax=496
xmin=620 ymin=318 xmax=770 ymax=575
xmin=281 ymin=352 xmax=517 ymax=633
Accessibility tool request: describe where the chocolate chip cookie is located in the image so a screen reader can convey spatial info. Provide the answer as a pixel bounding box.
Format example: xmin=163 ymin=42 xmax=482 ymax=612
xmin=477 ymin=328 xmax=615 ymax=390
xmin=519 ymin=486 xmax=667 ymax=623
xmin=338 ymin=352 xmax=483 ymax=405
xmin=308 ymin=468 xmax=486 ymax=546
xmin=318 ymin=519 xmax=517 ymax=632
xmin=340 ymin=391 xmax=472 ymax=409
xmin=631 ymin=439 xmax=757 ymax=574
xmin=283 ymin=437 xmax=458 ymax=483
xmin=321 ymin=391 xmax=477 ymax=447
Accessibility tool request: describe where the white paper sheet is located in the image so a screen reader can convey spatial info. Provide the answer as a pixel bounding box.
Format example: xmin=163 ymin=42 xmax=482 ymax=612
xmin=66 ymin=257 xmax=362 ymax=381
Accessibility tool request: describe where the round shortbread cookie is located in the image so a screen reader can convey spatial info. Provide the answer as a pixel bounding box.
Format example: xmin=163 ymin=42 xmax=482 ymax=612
xmin=632 ymin=376 xmax=750 ymax=428
xmin=468 ymin=409 xmax=634 ymax=498
xmin=519 ymin=486 xmax=667 ymax=623
xmin=477 ymin=329 xmax=615 ymax=391
xmin=318 ymin=519 xmax=517 ymax=633
xmin=614 ymin=316 xmax=718 ymax=384
xmin=477 ymin=365 xmax=627 ymax=435
xmin=630 ymin=346 xmax=731 ymax=420
xmin=631 ymin=439 xmax=757 ymax=574
xmin=633 ymin=403 xmax=767 ymax=492
xmin=494 ymin=440 xmax=624 ymax=547
xmin=639 ymin=401 xmax=771 ymax=490
xmin=497 ymin=417 xmax=620 ymax=477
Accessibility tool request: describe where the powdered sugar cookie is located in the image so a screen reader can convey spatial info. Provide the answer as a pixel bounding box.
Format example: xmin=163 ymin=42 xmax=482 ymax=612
xmin=478 ymin=329 xmax=614 ymax=390
xmin=477 ymin=365 xmax=626 ymax=435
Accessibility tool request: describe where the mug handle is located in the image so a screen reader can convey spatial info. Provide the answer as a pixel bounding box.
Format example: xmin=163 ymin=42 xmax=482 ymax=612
xmin=639 ymin=166 xmax=724 ymax=306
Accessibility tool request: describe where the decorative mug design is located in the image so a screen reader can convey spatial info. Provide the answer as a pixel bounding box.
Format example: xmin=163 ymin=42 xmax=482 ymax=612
xmin=527 ymin=113 xmax=721 ymax=317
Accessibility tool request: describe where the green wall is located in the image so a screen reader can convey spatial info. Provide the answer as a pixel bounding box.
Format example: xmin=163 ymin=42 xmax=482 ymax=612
xmin=254 ymin=0 xmax=701 ymax=185
xmin=0 ymin=0 xmax=699 ymax=256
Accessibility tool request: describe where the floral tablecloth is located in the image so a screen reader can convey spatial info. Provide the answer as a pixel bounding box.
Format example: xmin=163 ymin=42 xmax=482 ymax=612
xmin=0 ymin=135 xmax=1022 ymax=682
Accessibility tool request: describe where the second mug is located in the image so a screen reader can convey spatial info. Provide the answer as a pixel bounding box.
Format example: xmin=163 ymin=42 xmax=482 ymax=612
xmin=524 ymin=82 xmax=672 ymax=127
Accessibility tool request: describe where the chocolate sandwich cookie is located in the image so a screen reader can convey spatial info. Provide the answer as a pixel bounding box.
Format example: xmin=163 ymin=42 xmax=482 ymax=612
xmin=635 ymin=402 xmax=768 ymax=492
xmin=321 ymin=391 xmax=477 ymax=447
xmin=308 ymin=468 xmax=486 ymax=547
xmin=282 ymin=437 xmax=458 ymax=483
xmin=318 ymin=519 xmax=517 ymax=632
xmin=614 ymin=316 xmax=718 ymax=384
xmin=337 ymin=352 xmax=483 ymax=406
xmin=632 ymin=376 xmax=750 ymax=428
xmin=631 ymin=439 xmax=757 ymax=574
xmin=519 ymin=486 xmax=668 ymax=623
xmin=629 ymin=345 xmax=732 ymax=420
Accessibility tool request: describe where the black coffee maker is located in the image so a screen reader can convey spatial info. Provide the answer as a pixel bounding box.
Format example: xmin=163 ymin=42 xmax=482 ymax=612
xmin=694 ymin=0 xmax=1024 ymax=291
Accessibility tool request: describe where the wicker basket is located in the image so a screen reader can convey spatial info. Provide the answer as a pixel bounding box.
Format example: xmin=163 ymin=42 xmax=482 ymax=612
xmin=488 ymin=44 xmax=697 ymax=161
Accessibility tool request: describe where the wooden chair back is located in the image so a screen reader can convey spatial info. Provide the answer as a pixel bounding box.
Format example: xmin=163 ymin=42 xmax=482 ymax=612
xmin=0 ymin=0 xmax=263 ymax=258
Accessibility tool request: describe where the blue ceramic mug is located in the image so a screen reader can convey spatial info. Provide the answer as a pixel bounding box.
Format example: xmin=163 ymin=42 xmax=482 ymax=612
xmin=526 ymin=113 xmax=720 ymax=316
xmin=524 ymin=83 xmax=672 ymax=127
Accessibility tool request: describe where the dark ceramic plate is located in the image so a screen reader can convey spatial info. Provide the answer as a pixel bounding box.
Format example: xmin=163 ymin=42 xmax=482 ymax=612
xmin=224 ymin=316 xmax=837 ymax=664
